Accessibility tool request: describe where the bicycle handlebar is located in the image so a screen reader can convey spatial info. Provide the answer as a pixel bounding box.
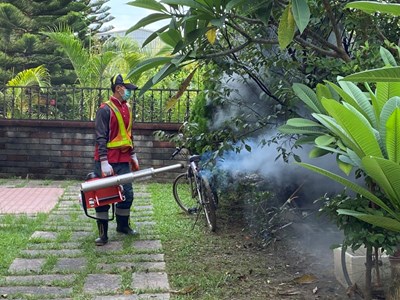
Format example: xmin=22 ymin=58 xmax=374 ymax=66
xmin=171 ymin=147 xmax=181 ymax=158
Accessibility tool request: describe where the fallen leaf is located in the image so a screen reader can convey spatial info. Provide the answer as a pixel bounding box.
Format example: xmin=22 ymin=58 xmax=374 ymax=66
xmin=293 ymin=273 xmax=318 ymax=284
xmin=123 ymin=289 xmax=134 ymax=295
xmin=170 ymin=285 xmax=197 ymax=295
xmin=313 ymin=286 xmax=318 ymax=294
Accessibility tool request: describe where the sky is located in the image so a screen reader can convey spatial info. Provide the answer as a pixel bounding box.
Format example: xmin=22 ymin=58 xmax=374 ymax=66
xmin=105 ymin=0 xmax=161 ymax=32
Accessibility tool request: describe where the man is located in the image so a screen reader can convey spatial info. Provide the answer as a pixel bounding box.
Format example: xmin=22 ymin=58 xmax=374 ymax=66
xmin=93 ymin=74 xmax=140 ymax=246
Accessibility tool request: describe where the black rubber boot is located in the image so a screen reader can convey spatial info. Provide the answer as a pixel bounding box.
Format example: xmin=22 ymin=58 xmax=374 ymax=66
xmin=95 ymin=219 xmax=108 ymax=246
xmin=116 ymin=215 xmax=138 ymax=235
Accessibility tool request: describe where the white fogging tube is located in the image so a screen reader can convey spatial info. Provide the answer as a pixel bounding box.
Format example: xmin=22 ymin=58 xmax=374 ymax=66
xmin=81 ymin=163 xmax=184 ymax=192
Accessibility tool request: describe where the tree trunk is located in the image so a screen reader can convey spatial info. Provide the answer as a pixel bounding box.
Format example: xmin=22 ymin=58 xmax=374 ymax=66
xmin=387 ymin=256 xmax=400 ymax=300
xmin=364 ymin=246 xmax=372 ymax=300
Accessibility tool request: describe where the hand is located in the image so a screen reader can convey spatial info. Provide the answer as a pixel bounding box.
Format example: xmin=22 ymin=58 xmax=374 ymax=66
xmin=100 ymin=160 xmax=114 ymax=177
xmin=130 ymin=153 xmax=140 ymax=171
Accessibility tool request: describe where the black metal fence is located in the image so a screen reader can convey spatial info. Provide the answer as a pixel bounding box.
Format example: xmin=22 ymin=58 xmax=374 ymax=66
xmin=0 ymin=86 xmax=199 ymax=123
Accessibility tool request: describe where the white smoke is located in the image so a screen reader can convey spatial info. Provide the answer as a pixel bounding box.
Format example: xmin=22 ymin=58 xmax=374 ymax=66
xmin=216 ymin=136 xmax=352 ymax=204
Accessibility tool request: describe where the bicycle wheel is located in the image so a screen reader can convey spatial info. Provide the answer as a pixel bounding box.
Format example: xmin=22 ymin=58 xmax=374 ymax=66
xmin=200 ymin=177 xmax=217 ymax=232
xmin=341 ymin=245 xmax=390 ymax=299
xmin=172 ymin=173 xmax=198 ymax=214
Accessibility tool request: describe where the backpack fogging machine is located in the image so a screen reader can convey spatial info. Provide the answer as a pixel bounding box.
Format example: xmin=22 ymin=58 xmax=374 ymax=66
xmin=79 ymin=163 xmax=184 ymax=220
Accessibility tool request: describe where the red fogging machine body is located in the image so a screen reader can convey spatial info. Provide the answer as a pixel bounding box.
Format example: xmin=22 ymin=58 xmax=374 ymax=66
xmin=80 ymin=164 xmax=183 ymax=220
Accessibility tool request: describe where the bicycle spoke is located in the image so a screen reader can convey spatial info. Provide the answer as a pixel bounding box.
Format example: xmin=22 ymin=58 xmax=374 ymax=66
xmin=173 ymin=173 xmax=198 ymax=214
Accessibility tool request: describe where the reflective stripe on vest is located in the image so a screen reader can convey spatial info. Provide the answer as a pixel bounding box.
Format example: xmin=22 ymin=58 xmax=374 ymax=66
xmin=105 ymin=100 xmax=133 ymax=149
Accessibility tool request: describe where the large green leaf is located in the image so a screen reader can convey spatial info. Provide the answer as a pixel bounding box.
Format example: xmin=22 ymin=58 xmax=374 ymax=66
xmin=278 ymin=124 xmax=324 ymax=135
xmin=286 ymin=118 xmax=323 ymax=128
xmin=376 ymin=82 xmax=400 ymax=118
xmin=325 ymin=80 xmax=364 ymax=115
xmin=379 ymin=97 xmax=400 ymax=150
xmin=185 ymin=27 xmax=209 ymax=45
xmin=316 ymin=83 xmax=333 ymax=102
xmin=278 ymin=5 xmax=295 ymax=49
xmin=315 ymin=134 xmax=336 ymax=146
xmin=292 ymin=0 xmax=310 ymax=34
xmin=342 ymin=66 xmax=400 ymax=82
xmin=127 ymin=57 xmax=172 ymax=78
xmin=142 ymin=24 xmax=170 ymax=48
xmin=337 ymin=158 xmax=353 ymax=175
xmin=126 ymin=13 xmax=171 ymax=34
xmin=380 ymin=46 xmax=397 ymax=67
xmin=183 ymin=11 xmax=198 ymax=38
xmin=138 ymin=63 xmax=179 ymax=97
xmin=298 ymin=162 xmax=397 ymax=218
xmin=153 ymin=63 xmax=179 ymax=85
xmin=127 ymin=0 xmax=166 ymax=12
xmin=337 ymin=209 xmax=400 ymax=232
xmin=346 ymin=148 xmax=362 ymax=168
xmin=362 ymin=156 xmax=400 ymax=208
xmin=337 ymin=79 xmax=376 ymax=126
xmin=292 ymin=83 xmax=323 ymax=113
xmin=312 ymin=113 xmax=363 ymax=157
xmin=345 ymin=2 xmax=400 ymax=16
xmin=322 ymin=98 xmax=383 ymax=158
xmin=309 ymin=147 xmax=330 ymax=158
xmin=158 ymin=29 xmax=182 ymax=48
xmin=386 ymin=108 xmax=400 ymax=163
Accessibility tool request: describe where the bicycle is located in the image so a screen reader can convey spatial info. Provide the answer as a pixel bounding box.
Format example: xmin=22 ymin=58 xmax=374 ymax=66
xmin=171 ymin=147 xmax=218 ymax=232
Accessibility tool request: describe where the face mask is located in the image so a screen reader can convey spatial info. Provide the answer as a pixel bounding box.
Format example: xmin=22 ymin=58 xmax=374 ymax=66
xmin=120 ymin=88 xmax=131 ymax=101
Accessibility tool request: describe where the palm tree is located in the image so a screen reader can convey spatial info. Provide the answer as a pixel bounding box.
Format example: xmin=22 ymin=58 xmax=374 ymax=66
xmin=3 ymin=65 xmax=50 ymax=118
xmin=43 ymin=26 xmax=146 ymax=119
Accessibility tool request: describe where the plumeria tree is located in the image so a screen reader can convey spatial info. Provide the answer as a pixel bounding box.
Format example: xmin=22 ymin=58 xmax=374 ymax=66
xmin=280 ymin=2 xmax=400 ymax=299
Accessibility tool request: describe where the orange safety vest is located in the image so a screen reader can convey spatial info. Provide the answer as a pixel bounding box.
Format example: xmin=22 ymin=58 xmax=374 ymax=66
xmin=105 ymin=100 xmax=133 ymax=150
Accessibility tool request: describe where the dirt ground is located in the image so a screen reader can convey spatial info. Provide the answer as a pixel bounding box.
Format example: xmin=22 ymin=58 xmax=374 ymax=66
xmin=212 ymin=202 xmax=349 ymax=300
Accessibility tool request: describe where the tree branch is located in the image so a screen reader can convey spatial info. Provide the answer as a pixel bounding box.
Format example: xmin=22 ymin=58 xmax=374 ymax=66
xmin=228 ymin=13 xmax=265 ymax=25
xmin=196 ymin=41 xmax=251 ymax=59
xmin=321 ymin=0 xmax=351 ymax=62
xmin=322 ymin=0 xmax=342 ymax=48
xmin=298 ymin=29 xmax=351 ymax=62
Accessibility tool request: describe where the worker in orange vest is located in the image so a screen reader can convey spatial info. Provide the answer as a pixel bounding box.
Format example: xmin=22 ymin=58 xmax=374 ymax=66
xmin=92 ymin=74 xmax=140 ymax=246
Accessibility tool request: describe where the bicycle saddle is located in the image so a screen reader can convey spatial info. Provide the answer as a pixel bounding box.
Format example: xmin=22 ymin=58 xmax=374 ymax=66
xmin=189 ymin=155 xmax=201 ymax=163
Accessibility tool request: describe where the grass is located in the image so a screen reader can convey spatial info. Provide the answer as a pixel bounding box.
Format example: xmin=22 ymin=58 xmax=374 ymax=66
xmin=148 ymin=183 xmax=261 ymax=300
xmin=0 ymin=213 xmax=47 ymax=274
xmin=0 ymin=181 xmax=330 ymax=299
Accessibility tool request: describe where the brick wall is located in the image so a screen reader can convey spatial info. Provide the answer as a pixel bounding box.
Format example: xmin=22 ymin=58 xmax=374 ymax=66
xmin=0 ymin=119 xmax=184 ymax=182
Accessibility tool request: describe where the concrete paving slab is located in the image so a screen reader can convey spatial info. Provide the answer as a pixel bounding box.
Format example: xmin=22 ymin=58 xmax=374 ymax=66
xmin=4 ymin=274 xmax=76 ymax=285
xmin=83 ymin=274 xmax=122 ymax=294
xmin=21 ymin=249 xmax=82 ymax=257
xmin=54 ymin=258 xmax=87 ymax=272
xmin=132 ymin=272 xmax=170 ymax=291
xmin=30 ymin=230 xmax=58 ymax=240
xmin=8 ymin=258 xmax=45 ymax=274
xmin=26 ymin=242 xmax=82 ymax=250
xmin=118 ymin=254 xmax=164 ymax=262
xmin=0 ymin=286 xmax=72 ymax=296
xmin=95 ymin=241 xmax=124 ymax=252
xmin=97 ymin=261 xmax=165 ymax=273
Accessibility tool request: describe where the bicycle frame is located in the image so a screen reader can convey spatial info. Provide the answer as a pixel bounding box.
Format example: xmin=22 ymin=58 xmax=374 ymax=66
xmin=172 ymin=147 xmax=217 ymax=231
xmin=188 ymin=157 xmax=202 ymax=202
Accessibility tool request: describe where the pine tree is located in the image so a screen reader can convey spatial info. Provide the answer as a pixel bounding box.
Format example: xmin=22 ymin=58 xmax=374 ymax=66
xmin=0 ymin=0 xmax=112 ymax=85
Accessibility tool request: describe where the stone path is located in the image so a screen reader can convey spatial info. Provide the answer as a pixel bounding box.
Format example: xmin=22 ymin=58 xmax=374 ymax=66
xmin=0 ymin=183 xmax=170 ymax=299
